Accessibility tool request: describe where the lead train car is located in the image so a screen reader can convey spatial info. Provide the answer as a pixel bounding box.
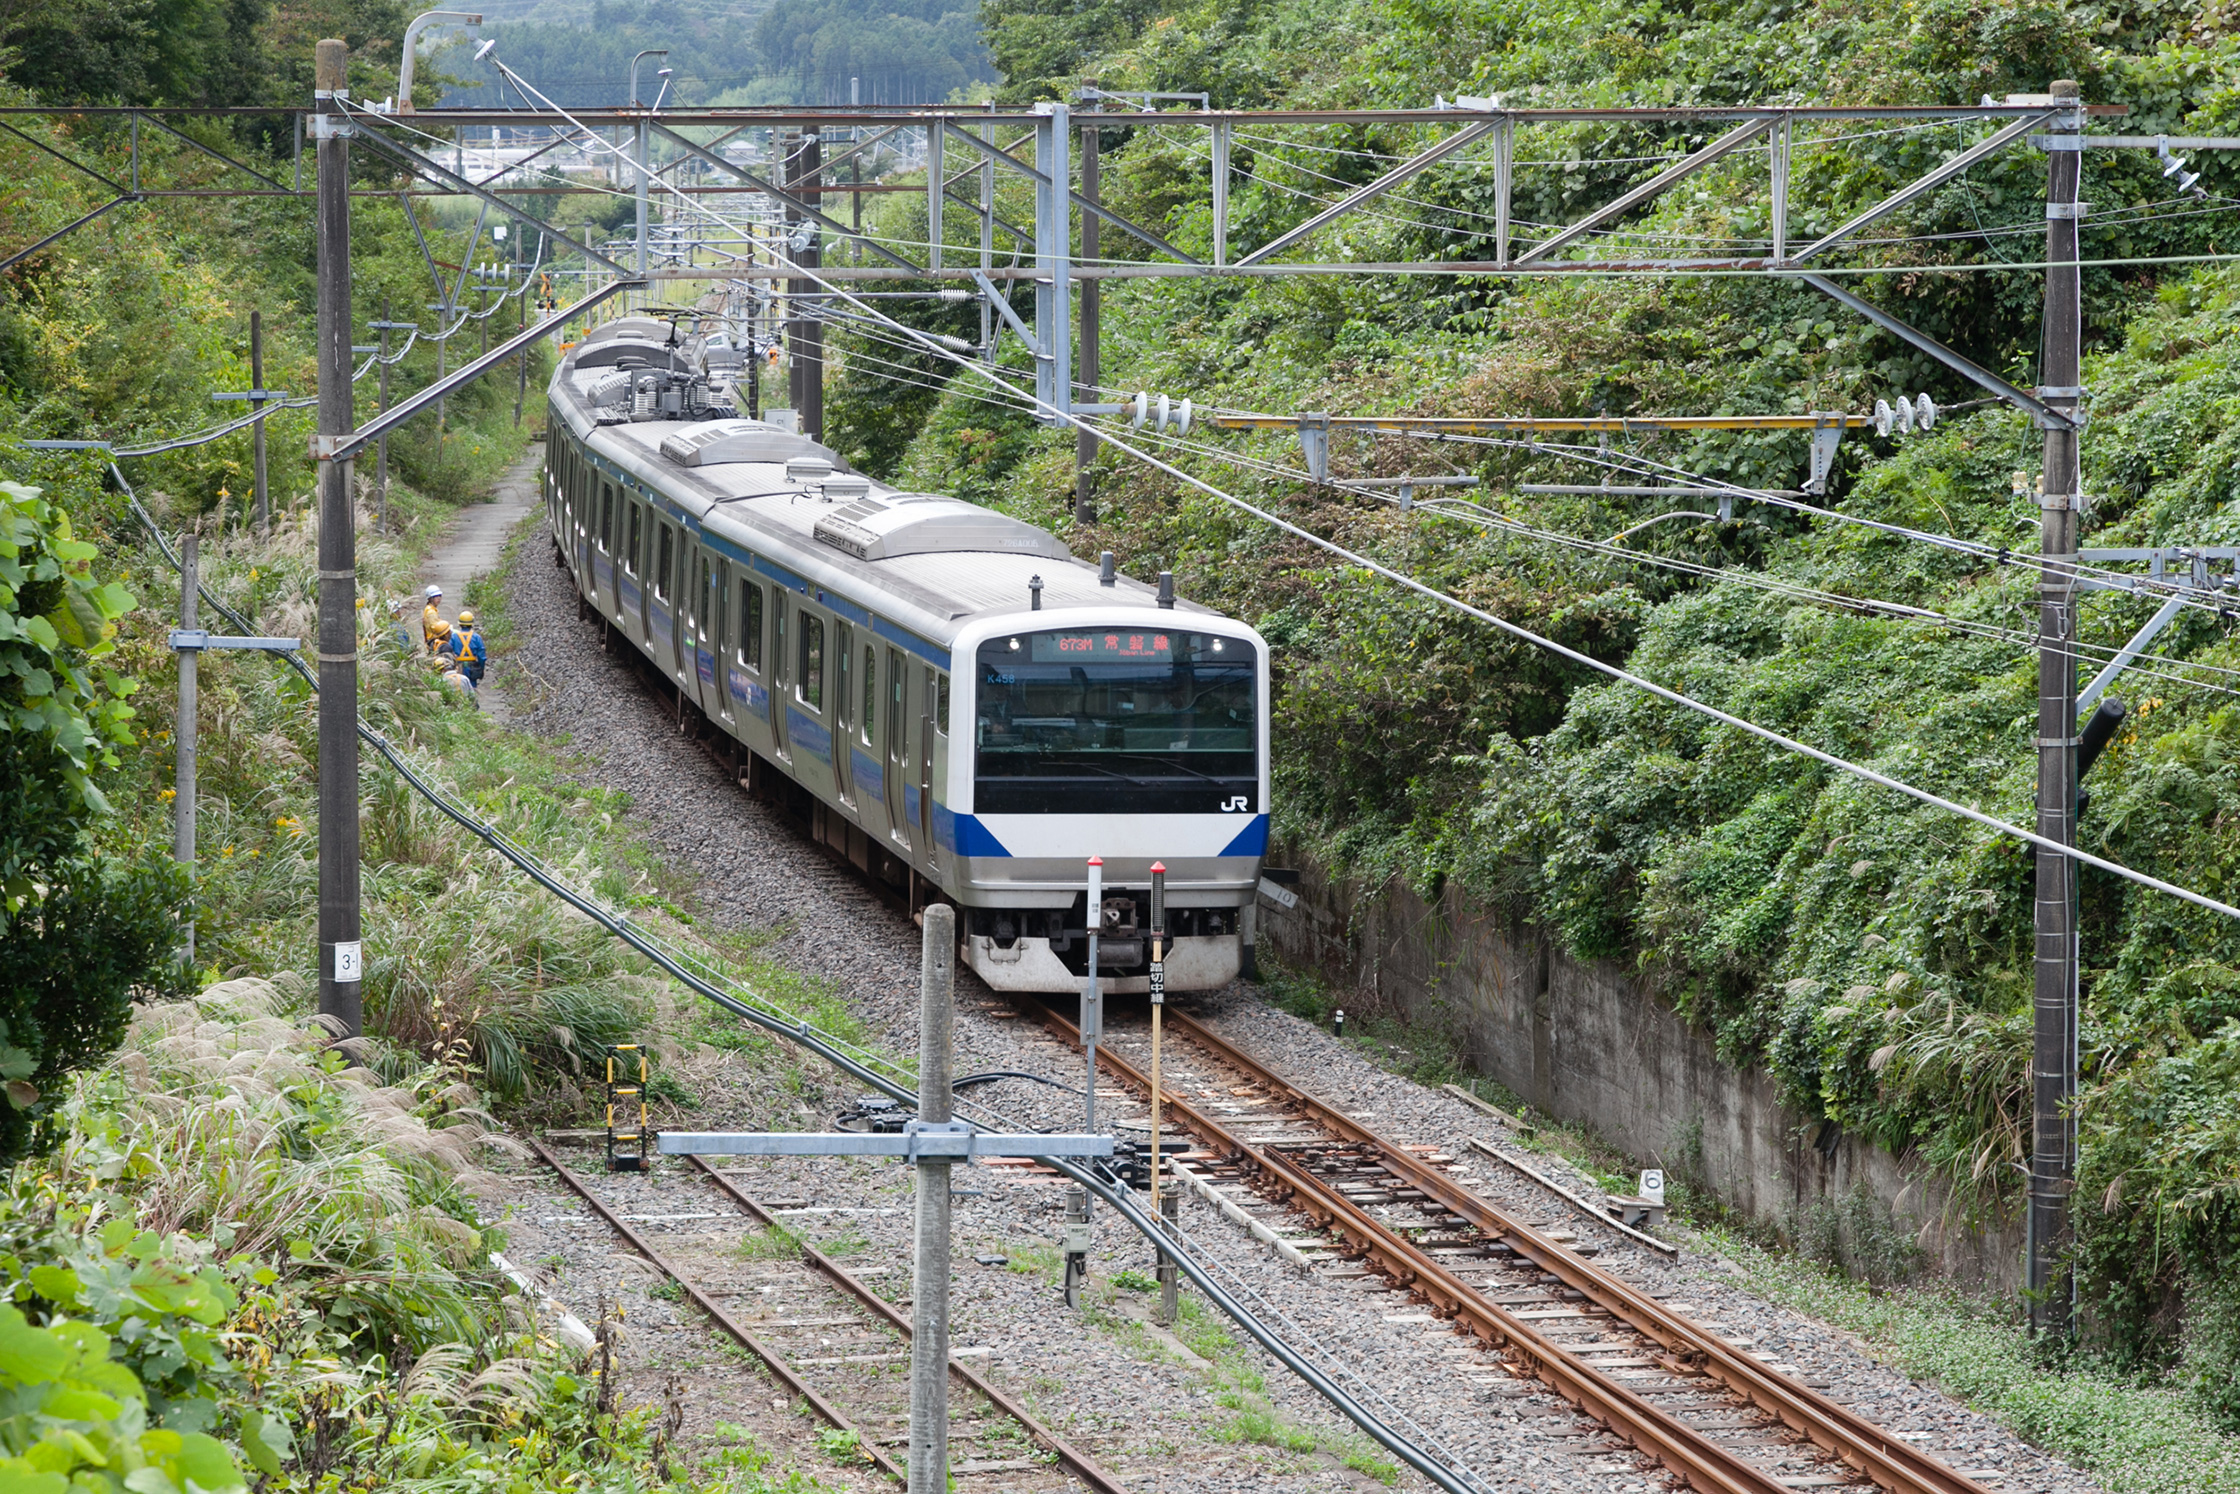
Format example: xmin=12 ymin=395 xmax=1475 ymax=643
xmin=541 ymin=318 xmax=1271 ymax=994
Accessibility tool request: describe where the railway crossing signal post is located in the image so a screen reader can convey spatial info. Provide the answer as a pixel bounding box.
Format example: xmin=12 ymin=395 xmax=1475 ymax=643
xmin=313 ymin=37 xmax=364 ymax=1038
xmin=658 ymin=905 xmax=1108 ymax=1493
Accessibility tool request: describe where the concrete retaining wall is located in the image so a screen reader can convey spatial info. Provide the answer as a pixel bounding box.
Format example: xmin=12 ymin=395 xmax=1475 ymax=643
xmin=1256 ymin=853 xmax=2023 ymax=1287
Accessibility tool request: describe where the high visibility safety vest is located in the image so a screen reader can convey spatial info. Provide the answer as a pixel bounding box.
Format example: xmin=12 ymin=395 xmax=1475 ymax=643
xmin=422 ymin=602 xmax=449 ymax=651
xmin=453 ymin=628 xmax=487 ymax=684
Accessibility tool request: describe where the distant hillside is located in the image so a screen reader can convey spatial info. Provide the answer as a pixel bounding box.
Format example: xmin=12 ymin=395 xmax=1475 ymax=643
xmin=440 ymin=0 xmax=993 ymax=106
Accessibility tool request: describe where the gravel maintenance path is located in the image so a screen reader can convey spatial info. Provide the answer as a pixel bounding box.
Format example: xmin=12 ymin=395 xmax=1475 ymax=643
xmin=460 ymin=449 xmax=2107 ymax=1494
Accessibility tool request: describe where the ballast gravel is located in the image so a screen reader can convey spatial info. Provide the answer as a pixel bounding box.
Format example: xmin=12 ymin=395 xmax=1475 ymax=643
xmin=486 ymin=473 xmax=2108 ymax=1494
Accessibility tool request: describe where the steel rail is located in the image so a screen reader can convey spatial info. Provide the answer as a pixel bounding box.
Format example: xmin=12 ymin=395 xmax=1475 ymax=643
xmin=684 ymin=1155 xmax=1128 ymax=1494
xmin=1024 ymin=1002 xmax=1794 ymax=1494
xmin=528 ymin=1140 xmax=908 ymax=1482
xmin=1157 ymin=1008 xmax=1996 ymax=1494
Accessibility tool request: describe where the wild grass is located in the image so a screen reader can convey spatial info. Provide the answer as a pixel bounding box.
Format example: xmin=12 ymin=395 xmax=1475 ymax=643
xmin=1704 ymin=1226 xmax=2240 ymax=1494
xmin=1 ymin=972 xmax=675 ymax=1493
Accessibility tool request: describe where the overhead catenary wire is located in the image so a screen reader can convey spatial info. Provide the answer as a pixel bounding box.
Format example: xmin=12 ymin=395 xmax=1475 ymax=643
xmin=101 ymin=450 xmax=1498 ymax=1494
xmin=583 ymin=154 xmax=2240 ymax=930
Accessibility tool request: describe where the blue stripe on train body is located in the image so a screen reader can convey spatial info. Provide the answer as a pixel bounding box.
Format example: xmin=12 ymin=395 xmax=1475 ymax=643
xmin=952 ymin=814 xmax=1010 ymax=858
xmin=1219 ymin=814 xmax=1271 ymax=858
xmin=903 ymin=782 xmax=921 ymax=829
xmin=851 ymin=748 xmax=884 ymax=806
xmin=593 ymin=551 xmax=613 ymax=593
xmin=696 ymin=644 xmax=716 ymax=690
xmin=652 ymin=604 xmax=674 ymax=655
xmin=620 ymin=571 xmax=642 ymax=615
xmin=787 ymin=707 xmax=834 ymax=763
xmin=729 ymin=667 xmax=769 ymax=720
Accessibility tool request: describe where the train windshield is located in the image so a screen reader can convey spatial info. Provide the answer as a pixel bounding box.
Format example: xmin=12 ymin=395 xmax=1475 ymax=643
xmin=973 ymin=629 xmax=1257 ymax=815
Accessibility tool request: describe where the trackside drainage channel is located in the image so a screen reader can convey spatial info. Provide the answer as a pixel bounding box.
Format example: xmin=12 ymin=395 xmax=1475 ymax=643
xmin=110 ymin=465 xmax=1495 ymax=1494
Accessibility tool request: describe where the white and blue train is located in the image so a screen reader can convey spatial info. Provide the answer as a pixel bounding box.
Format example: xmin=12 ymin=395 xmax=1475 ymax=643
xmin=541 ymin=317 xmax=1270 ymax=993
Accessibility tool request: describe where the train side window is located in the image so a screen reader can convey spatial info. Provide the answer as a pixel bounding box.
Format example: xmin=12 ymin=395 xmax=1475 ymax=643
xmin=936 ymin=673 xmax=950 ymax=736
xmin=598 ymin=481 xmax=614 ymax=550
xmin=798 ymin=613 xmax=824 ymax=710
xmin=698 ymin=557 xmax=711 ymax=633
xmin=835 ymin=626 xmax=852 ymax=731
xmin=861 ymin=645 xmax=876 ymax=745
xmin=740 ymin=582 xmax=763 ymax=669
xmin=626 ymin=502 xmax=642 ymax=575
xmin=656 ymin=524 xmax=673 ymax=600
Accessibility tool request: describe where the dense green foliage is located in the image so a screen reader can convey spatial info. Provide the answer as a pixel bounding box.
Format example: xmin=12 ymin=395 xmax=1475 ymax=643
xmin=0 ymin=478 xmax=185 ymax=1165
xmin=842 ymin=0 xmax=2240 ymax=1433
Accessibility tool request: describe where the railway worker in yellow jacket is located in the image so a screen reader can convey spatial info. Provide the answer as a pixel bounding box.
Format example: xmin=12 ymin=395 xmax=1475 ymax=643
xmin=421 ymin=585 xmax=449 ymax=653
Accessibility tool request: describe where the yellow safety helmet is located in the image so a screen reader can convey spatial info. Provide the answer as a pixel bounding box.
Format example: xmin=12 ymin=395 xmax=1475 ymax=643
xmin=458 ymin=610 xmax=475 ymax=625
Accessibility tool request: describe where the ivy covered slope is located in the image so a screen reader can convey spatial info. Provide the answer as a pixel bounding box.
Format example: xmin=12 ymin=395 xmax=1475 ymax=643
xmin=828 ymin=0 xmax=2240 ymax=1415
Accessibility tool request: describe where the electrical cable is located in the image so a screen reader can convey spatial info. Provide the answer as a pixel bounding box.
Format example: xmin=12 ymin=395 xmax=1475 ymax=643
xmin=103 ymin=453 xmax=1494 ymax=1494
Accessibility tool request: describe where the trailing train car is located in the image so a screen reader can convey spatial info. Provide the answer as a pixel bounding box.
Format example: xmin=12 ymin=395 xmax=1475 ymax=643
xmin=540 ymin=317 xmax=1270 ymax=993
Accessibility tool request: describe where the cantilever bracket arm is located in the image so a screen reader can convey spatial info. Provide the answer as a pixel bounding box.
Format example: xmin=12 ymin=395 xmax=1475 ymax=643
xmin=971 ymin=269 xmax=1046 ymax=358
xmin=1238 ymin=118 xmax=1501 ymax=267
xmin=2078 ymin=592 xmax=2188 ymax=714
xmin=314 ymin=280 xmax=638 ymax=465
xmin=1797 ymin=272 xmax=2074 ymax=431
xmin=1517 ymin=115 xmax=1773 ymax=265
xmin=350 ymin=120 xmax=631 ymax=275
xmin=649 ymin=121 xmax=924 ymax=277
xmin=942 ymin=122 xmax=1200 ymax=264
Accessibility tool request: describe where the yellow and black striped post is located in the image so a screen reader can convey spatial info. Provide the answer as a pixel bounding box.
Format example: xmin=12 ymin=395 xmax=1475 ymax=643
xmin=606 ymin=1044 xmax=651 ymax=1172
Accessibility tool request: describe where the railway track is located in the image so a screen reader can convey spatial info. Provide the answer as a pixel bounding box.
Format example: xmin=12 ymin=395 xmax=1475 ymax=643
xmin=1036 ymin=1000 xmax=1998 ymax=1494
xmin=529 ymin=1139 xmax=1126 ymax=1492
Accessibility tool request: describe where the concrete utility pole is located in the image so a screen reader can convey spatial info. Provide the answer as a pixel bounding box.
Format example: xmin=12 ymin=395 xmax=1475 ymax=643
xmin=315 ymin=37 xmax=364 ymax=1037
xmin=2030 ymin=77 xmax=2085 ymax=1338
xmin=908 ymin=904 xmax=956 ymax=1494
xmin=1074 ymin=98 xmax=1101 ymax=526
xmin=174 ymin=534 xmax=197 ymax=964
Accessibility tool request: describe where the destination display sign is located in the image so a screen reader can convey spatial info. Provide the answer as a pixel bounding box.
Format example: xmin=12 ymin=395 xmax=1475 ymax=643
xmin=1029 ymin=630 xmax=1178 ymax=663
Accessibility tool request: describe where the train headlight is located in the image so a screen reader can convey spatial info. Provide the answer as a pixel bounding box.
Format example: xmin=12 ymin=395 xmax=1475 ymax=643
xmin=1211 ymin=638 xmax=1225 ymax=653
xmin=1007 ymin=637 xmax=1021 ymax=651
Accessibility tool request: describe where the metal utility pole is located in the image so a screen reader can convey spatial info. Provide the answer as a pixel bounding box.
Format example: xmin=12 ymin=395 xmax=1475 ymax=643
xmin=1074 ymin=99 xmax=1101 ymax=526
xmin=314 ymin=37 xmax=363 ymax=1037
xmin=908 ymin=904 xmax=955 ymax=1494
xmin=174 ymin=534 xmax=197 ymax=964
xmin=250 ymin=312 xmax=269 ymax=536
xmin=2030 ymin=77 xmax=2085 ymax=1338
xmin=787 ymin=130 xmax=825 ymax=440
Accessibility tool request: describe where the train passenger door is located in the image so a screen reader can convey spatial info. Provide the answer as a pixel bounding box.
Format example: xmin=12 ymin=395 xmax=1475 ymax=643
xmin=833 ymin=624 xmax=853 ymax=805
xmin=690 ymin=551 xmax=714 ymax=705
xmin=771 ymin=595 xmax=791 ymax=762
xmin=884 ymin=647 xmax=908 ymax=848
xmin=710 ymin=561 xmax=734 ymax=726
xmin=622 ymin=501 xmax=645 ymax=639
xmin=919 ymin=666 xmax=937 ymax=867
xmin=596 ymin=478 xmax=616 ymax=603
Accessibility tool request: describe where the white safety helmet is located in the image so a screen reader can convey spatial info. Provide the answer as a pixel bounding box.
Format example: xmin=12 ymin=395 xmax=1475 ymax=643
xmin=426 ymin=585 xmax=443 ymax=599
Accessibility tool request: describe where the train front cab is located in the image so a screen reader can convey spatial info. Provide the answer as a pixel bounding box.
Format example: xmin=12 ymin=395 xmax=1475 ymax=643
xmin=944 ymin=614 xmax=1270 ymax=994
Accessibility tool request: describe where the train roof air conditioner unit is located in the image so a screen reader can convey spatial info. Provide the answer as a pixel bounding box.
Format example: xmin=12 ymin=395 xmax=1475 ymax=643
xmin=659 ymin=419 xmax=832 ymax=468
